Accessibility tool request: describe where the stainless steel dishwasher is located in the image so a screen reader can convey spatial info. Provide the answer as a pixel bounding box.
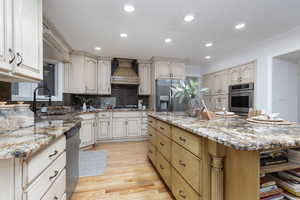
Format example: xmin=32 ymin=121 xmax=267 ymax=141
xmin=65 ymin=122 xmax=81 ymax=200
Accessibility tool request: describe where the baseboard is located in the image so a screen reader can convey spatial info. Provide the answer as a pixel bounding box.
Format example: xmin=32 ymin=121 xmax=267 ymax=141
xmin=96 ymin=137 xmax=150 ymax=143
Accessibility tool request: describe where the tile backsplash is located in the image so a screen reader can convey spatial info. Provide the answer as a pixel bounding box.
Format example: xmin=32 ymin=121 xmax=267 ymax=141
xmin=64 ymin=84 xmax=149 ymax=108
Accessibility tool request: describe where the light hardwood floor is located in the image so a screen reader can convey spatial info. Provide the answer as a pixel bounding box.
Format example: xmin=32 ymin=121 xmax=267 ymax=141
xmin=71 ymin=141 xmax=174 ymax=200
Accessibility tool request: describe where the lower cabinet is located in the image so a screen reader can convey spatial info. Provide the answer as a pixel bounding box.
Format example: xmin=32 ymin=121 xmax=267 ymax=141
xmin=148 ymin=117 xmax=202 ymax=200
xmin=96 ymin=118 xmax=111 ymax=140
xmin=80 ymin=118 xmax=95 ymax=148
xmin=79 ymin=112 xmax=149 ymax=147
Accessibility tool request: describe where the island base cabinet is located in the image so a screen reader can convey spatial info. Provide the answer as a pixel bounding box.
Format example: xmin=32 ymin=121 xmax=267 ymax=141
xmin=156 ymin=152 xmax=171 ymax=188
xmin=172 ymin=168 xmax=201 ymax=200
xmin=148 ymin=142 xmax=156 ymax=167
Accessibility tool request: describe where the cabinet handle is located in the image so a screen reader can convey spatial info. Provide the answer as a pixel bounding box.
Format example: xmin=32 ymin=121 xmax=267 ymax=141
xmin=179 ymin=160 xmax=186 ymax=167
xmin=179 ymin=190 xmax=186 ymax=199
xmin=160 ymin=142 xmax=164 ymax=146
xmin=160 ymin=164 xmax=164 ymax=170
xmin=16 ymin=53 xmax=23 ymax=66
xmin=179 ymin=136 xmax=186 ymax=142
xmin=149 ymin=150 xmax=153 ymax=154
xmin=159 ymin=126 xmax=165 ymax=130
xmin=48 ymin=150 xmax=58 ymax=158
xmin=49 ymin=170 xmax=59 ymax=180
xmin=54 ymin=197 xmax=58 ymax=200
xmin=8 ymin=49 xmax=16 ymax=64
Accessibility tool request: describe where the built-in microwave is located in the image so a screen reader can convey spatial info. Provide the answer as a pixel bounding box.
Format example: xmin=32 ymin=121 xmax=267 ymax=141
xmin=229 ymin=83 xmax=254 ymax=116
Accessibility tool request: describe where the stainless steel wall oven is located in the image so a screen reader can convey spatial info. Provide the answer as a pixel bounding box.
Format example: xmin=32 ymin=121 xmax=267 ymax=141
xmin=229 ymin=83 xmax=254 ymax=116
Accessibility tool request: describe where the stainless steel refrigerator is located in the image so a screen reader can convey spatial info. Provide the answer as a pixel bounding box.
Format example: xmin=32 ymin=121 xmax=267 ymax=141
xmin=155 ymin=79 xmax=187 ymax=112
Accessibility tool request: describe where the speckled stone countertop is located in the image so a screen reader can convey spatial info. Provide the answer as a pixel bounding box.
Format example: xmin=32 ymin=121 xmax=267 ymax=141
xmin=0 ymin=107 xmax=81 ymax=159
xmin=148 ymin=112 xmax=300 ymax=151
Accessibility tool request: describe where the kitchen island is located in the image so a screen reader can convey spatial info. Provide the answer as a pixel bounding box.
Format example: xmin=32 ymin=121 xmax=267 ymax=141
xmin=147 ymin=112 xmax=300 ymax=200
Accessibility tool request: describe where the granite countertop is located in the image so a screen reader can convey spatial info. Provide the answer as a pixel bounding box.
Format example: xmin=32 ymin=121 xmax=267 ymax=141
xmin=149 ymin=112 xmax=300 ymax=151
xmin=0 ymin=116 xmax=81 ymax=159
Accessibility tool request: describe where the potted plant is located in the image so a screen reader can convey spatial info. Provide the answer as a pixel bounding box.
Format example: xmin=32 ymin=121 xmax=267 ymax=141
xmin=171 ymin=79 xmax=208 ymax=117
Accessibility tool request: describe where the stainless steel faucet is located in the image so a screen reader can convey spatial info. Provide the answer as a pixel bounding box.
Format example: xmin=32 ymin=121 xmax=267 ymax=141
xmin=32 ymin=86 xmax=52 ymax=116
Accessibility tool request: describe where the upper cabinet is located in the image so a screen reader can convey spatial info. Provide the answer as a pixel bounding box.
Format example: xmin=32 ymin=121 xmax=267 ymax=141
xmin=65 ymin=54 xmax=112 ymax=94
xmin=98 ymin=59 xmax=111 ymax=95
xmin=229 ymin=62 xmax=256 ymax=85
xmin=0 ymin=0 xmax=43 ymax=81
xmin=213 ymin=70 xmax=229 ymax=94
xmin=153 ymin=59 xmax=186 ymax=80
xmin=138 ymin=62 xmax=151 ymax=95
xmin=0 ymin=0 xmax=13 ymax=73
xmin=84 ymin=57 xmax=98 ymax=94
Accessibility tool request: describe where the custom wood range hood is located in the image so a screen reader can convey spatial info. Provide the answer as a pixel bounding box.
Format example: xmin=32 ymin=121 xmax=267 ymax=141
xmin=111 ymin=58 xmax=140 ymax=85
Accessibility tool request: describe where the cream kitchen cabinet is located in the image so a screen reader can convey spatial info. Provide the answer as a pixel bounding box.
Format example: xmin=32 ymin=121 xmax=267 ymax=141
xmin=84 ymin=57 xmax=98 ymax=94
xmin=0 ymin=0 xmax=43 ymax=81
xmin=229 ymin=62 xmax=255 ymax=85
xmin=138 ymin=63 xmax=151 ymax=95
xmin=79 ymin=114 xmax=96 ymax=148
xmin=96 ymin=118 xmax=111 ymax=140
xmin=127 ymin=118 xmax=141 ymax=137
xmin=13 ymin=0 xmax=43 ymax=81
xmin=68 ymin=55 xmax=85 ymax=93
xmin=153 ymin=61 xmax=186 ymax=80
xmin=112 ymin=118 xmax=127 ymax=138
xmin=213 ymin=95 xmax=228 ymax=111
xmin=97 ymin=59 xmax=111 ymax=95
xmin=63 ymin=62 xmax=70 ymax=93
xmin=0 ymin=0 xmax=13 ymax=74
xmin=213 ymin=70 xmax=229 ymax=94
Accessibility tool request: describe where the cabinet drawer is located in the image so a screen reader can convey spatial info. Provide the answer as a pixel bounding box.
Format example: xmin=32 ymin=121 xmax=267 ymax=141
xmin=172 ymin=168 xmax=200 ymax=200
xmin=172 ymin=142 xmax=201 ymax=193
xmin=148 ymin=116 xmax=156 ymax=127
xmin=98 ymin=112 xmax=111 ymax=118
xmin=157 ymin=132 xmax=171 ymax=161
xmin=113 ymin=112 xmax=139 ymax=118
xmin=173 ymin=126 xmax=202 ymax=157
xmin=148 ymin=142 xmax=156 ymax=166
xmin=42 ymin=169 xmax=66 ymax=200
xmin=79 ymin=113 xmax=96 ymax=120
xmin=148 ymin=126 xmax=157 ymax=146
xmin=24 ymin=152 xmax=66 ymax=200
xmin=157 ymin=120 xmax=171 ymax=138
xmin=157 ymin=151 xmax=171 ymax=188
xmin=24 ymin=136 xmax=66 ymax=186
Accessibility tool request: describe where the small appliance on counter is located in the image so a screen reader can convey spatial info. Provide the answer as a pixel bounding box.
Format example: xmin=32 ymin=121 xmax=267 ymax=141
xmin=229 ymin=83 xmax=254 ymax=116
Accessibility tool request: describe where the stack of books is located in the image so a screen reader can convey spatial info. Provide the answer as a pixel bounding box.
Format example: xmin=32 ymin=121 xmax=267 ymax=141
xmin=261 ymin=151 xmax=288 ymax=166
xmin=288 ymin=148 xmax=300 ymax=165
xmin=260 ymin=175 xmax=284 ymax=200
xmin=271 ymin=169 xmax=300 ymax=199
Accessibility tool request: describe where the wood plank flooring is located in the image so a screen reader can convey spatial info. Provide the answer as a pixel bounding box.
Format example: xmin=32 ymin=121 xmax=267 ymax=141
xmin=71 ymin=141 xmax=174 ymax=200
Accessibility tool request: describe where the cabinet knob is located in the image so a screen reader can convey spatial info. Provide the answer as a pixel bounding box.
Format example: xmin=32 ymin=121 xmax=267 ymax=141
xmin=8 ymin=49 xmax=16 ymax=64
xmin=179 ymin=190 xmax=186 ymax=199
xmin=49 ymin=170 xmax=59 ymax=180
xmin=16 ymin=53 xmax=23 ymax=66
xmin=179 ymin=160 xmax=186 ymax=167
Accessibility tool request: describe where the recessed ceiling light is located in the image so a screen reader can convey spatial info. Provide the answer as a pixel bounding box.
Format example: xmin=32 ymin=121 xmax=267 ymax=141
xmin=124 ymin=4 xmax=135 ymax=13
xmin=205 ymin=56 xmax=211 ymax=60
xmin=120 ymin=33 xmax=128 ymax=38
xmin=235 ymin=23 xmax=246 ymax=30
xmin=165 ymin=38 xmax=172 ymax=43
xmin=184 ymin=15 xmax=194 ymax=22
xmin=94 ymin=47 xmax=102 ymax=51
xmin=205 ymin=43 xmax=213 ymax=47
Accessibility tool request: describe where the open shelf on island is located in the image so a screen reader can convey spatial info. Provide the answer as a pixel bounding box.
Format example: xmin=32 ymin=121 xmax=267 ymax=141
xmin=261 ymin=162 xmax=300 ymax=174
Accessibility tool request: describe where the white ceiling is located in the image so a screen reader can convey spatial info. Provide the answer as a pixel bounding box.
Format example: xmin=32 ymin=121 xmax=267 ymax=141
xmin=44 ymin=0 xmax=300 ymax=65
xmin=276 ymin=50 xmax=300 ymax=64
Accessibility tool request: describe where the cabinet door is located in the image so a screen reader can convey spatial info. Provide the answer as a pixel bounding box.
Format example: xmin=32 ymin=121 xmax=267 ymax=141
xmin=171 ymin=62 xmax=186 ymax=80
xmin=69 ymin=55 xmax=84 ymax=93
xmin=240 ymin=63 xmax=255 ymax=84
xmin=207 ymin=74 xmax=215 ymax=95
xmin=220 ymin=70 xmax=229 ymax=94
xmin=229 ymin=68 xmax=241 ymax=85
xmin=139 ymin=63 xmax=151 ymax=95
xmin=63 ymin=63 xmax=70 ymax=93
xmin=0 ymin=0 xmax=13 ymax=73
xmin=13 ymin=0 xmax=43 ymax=80
xmin=112 ymin=119 xmax=126 ymax=138
xmin=127 ymin=118 xmax=141 ymax=137
xmin=80 ymin=119 xmax=95 ymax=148
xmin=96 ymin=119 xmax=111 ymax=140
xmin=84 ymin=57 xmax=98 ymax=94
xmin=155 ymin=61 xmax=170 ymax=79
xmin=98 ymin=60 xmax=111 ymax=95
xmin=213 ymin=72 xmax=221 ymax=94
